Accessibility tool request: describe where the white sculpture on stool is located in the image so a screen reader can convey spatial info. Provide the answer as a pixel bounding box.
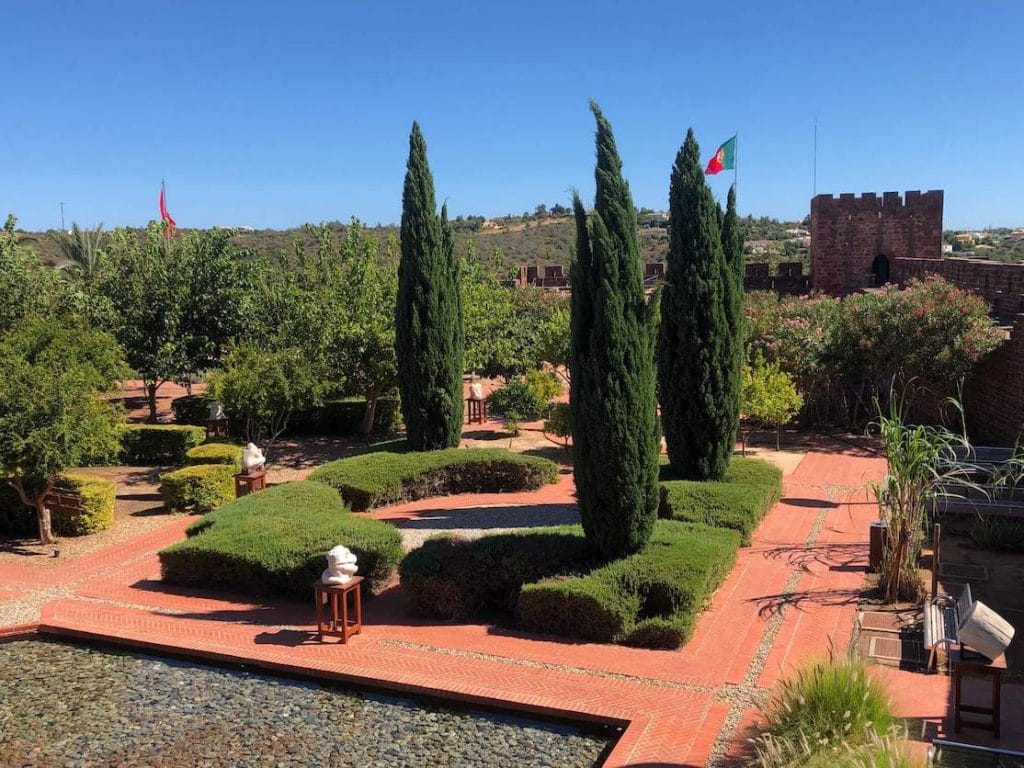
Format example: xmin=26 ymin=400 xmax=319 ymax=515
xmin=322 ymin=545 xmax=358 ymax=585
xmin=241 ymin=442 xmax=265 ymax=473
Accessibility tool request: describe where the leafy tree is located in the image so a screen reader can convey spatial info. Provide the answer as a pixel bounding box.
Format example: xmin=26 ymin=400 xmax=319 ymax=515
xmin=0 ymin=320 xmax=125 ymax=544
xmin=395 ymin=122 xmax=464 ymax=450
xmin=52 ymin=223 xmax=107 ymax=280
xmin=742 ymin=353 xmax=803 ymax=450
xmin=570 ymin=102 xmax=659 ymax=560
xmin=208 ymin=343 xmax=326 ymax=459
xmin=0 ymin=215 xmax=56 ymax=335
xmin=657 ymin=129 xmax=741 ymax=480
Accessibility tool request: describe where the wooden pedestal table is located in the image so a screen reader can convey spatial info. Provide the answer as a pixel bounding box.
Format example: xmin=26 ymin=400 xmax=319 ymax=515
xmin=233 ymin=470 xmax=267 ymax=498
xmin=466 ymin=397 xmax=488 ymax=424
xmin=313 ymin=577 xmax=363 ymax=643
xmin=951 ymin=648 xmax=1006 ymax=738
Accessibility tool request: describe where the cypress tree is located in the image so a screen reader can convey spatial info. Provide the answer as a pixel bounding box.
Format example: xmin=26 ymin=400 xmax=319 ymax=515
xmin=395 ymin=122 xmax=464 ymax=451
xmin=657 ymin=130 xmax=741 ymax=480
xmin=569 ymin=102 xmax=659 ymax=560
xmin=722 ymin=185 xmax=744 ymax=289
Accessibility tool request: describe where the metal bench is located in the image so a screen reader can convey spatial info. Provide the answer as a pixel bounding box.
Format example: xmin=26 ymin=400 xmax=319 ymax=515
xmin=924 ymin=582 xmax=973 ymax=674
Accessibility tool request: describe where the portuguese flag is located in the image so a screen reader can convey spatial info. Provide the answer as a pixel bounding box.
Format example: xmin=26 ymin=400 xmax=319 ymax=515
xmin=705 ymin=135 xmax=736 ymax=175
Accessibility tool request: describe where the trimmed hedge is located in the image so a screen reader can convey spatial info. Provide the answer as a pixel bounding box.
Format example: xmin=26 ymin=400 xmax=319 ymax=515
xmin=171 ymin=393 xmax=217 ymax=426
xmin=289 ymin=397 xmax=402 ymax=438
xmin=159 ymin=464 xmax=235 ymax=513
xmin=52 ymin=473 xmax=116 ymax=536
xmin=121 ymin=424 xmax=206 ymax=465
xmin=309 ymin=447 xmax=560 ymax=511
xmin=659 ymin=457 xmax=782 ymax=544
xmin=159 ymin=481 xmax=403 ymax=597
xmin=185 ymin=443 xmax=243 ymax=470
xmin=401 ymin=520 xmax=740 ymax=649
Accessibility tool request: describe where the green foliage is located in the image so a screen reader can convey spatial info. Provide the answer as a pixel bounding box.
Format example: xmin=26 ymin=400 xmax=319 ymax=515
xmin=743 ymin=353 xmax=803 ymax=447
xmin=570 ymin=102 xmax=660 ymax=560
xmin=52 ymin=473 xmax=116 ymax=536
xmin=657 ymin=129 xmax=741 ymax=480
xmin=208 ymin=343 xmax=326 ymax=453
xmin=52 ymin=223 xmax=107 ymax=280
xmin=543 ymin=402 xmax=572 ymax=447
xmin=159 ymin=463 xmax=236 ymax=513
xmin=159 ymin=481 xmax=403 ymax=597
xmin=288 ymin=396 xmax=402 ymax=438
xmin=395 ymin=122 xmax=464 ymax=450
xmin=969 ymin=517 xmax=1024 ymax=552
xmin=487 ymin=380 xmax=541 ymax=421
xmin=170 ymin=393 xmax=217 ymax=425
xmin=0 ymin=215 xmax=60 ymax=336
xmin=185 ymin=443 xmax=243 ymax=470
xmin=759 ymin=654 xmax=894 ymax=751
xmin=309 ymin=446 xmax=559 ymax=511
xmin=119 ymin=424 xmax=206 ymax=465
xmin=746 ymin=277 xmax=1001 ymax=426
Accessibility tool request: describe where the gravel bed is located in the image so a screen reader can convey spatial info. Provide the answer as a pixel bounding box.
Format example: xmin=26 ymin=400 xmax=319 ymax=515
xmin=0 ymin=639 xmax=612 ymax=768
xmin=391 ymin=504 xmax=580 ymax=551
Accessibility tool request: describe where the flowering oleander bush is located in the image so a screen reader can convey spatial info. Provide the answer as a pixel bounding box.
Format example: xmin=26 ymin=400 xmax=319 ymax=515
xmin=745 ymin=277 xmax=1000 ymax=426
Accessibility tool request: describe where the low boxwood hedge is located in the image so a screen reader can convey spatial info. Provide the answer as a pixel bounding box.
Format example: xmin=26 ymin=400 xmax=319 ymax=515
xmin=120 ymin=424 xmax=206 ymax=465
xmin=309 ymin=447 xmax=560 ymax=511
xmin=185 ymin=443 xmax=243 ymax=470
xmin=659 ymin=457 xmax=782 ymax=544
xmin=401 ymin=520 xmax=740 ymax=649
xmin=170 ymin=393 xmax=217 ymax=426
xmin=289 ymin=397 xmax=402 ymax=438
xmin=159 ymin=481 xmax=403 ymax=597
xmin=159 ymin=464 xmax=235 ymax=513
xmin=53 ymin=473 xmax=116 ymax=536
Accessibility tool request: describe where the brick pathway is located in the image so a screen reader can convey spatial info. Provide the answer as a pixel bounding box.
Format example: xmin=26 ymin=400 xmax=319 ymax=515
xmin=7 ymin=441 xmax=1014 ymax=765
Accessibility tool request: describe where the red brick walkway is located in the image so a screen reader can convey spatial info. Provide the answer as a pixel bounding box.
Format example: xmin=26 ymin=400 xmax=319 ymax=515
xmin=7 ymin=442 xmax=1012 ymax=765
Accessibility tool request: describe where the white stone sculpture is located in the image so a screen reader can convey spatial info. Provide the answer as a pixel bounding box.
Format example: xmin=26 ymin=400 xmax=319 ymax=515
xmin=208 ymin=400 xmax=227 ymax=421
xmin=959 ymin=600 xmax=1015 ymax=660
xmin=241 ymin=442 xmax=265 ymax=473
xmin=321 ymin=545 xmax=358 ymax=585
xmin=470 ymin=382 xmax=484 ymax=400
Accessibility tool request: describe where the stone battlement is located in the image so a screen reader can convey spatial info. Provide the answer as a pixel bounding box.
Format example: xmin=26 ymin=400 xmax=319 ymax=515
xmin=811 ymin=190 xmax=944 ymax=216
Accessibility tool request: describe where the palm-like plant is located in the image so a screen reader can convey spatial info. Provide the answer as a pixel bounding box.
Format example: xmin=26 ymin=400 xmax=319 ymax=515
xmin=53 ymin=222 xmax=106 ymax=279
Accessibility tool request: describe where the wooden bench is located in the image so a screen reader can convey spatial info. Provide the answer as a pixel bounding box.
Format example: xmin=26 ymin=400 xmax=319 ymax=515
xmin=924 ymin=583 xmax=973 ymax=674
xmin=44 ymin=488 xmax=86 ymax=523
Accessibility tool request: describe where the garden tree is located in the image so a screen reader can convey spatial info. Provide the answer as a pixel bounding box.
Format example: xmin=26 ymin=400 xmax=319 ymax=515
xmin=721 ymin=185 xmax=744 ymax=288
xmin=52 ymin=222 xmax=107 ymax=280
xmin=208 ymin=343 xmax=327 ymax=458
xmin=395 ymin=122 xmax=464 ymax=450
xmin=570 ymin=102 xmax=659 ymax=560
xmin=0 ymin=320 xmax=126 ymax=544
xmin=0 ymin=215 xmax=56 ymax=335
xmin=657 ymin=129 xmax=741 ymax=480
xmin=742 ymin=352 xmax=803 ymax=450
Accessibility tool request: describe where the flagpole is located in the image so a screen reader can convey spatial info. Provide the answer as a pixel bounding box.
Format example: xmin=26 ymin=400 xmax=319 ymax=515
xmin=812 ymin=117 xmax=818 ymax=197
xmin=734 ymin=131 xmax=738 ymax=198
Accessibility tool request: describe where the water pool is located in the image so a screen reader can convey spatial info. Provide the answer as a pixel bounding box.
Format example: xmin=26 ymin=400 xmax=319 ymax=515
xmin=0 ymin=638 xmax=614 ymax=767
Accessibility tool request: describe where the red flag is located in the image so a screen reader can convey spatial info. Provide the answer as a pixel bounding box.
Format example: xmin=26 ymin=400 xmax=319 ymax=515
xmin=159 ymin=183 xmax=176 ymax=237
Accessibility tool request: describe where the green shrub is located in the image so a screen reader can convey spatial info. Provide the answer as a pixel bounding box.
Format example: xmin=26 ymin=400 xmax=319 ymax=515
xmin=969 ymin=517 xmax=1024 ymax=552
xmin=170 ymin=393 xmax=217 ymax=426
xmin=159 ymin=464 xmax=235 ymax=513
xmin=309 ymin=447 xmax=559 ymax=511
xmin=517 ymin=521 xmax=740 ymax=647
xmin=402 ymin=520 xmax=740 ymax=649
xmin=525 ymin=369 xmax=563 ymax=406
xmin=120 ymin=424 xmax=206 ymax=465
xmin=543 ymin=402 xmax=571 ymax=447
xmin=185 ymin=443 xmax=243 ymax=470
xmin=759 ymin=653 xmax=894 ymax=750
xmin=486 ymin=379 xmax=546 ymax=421
xmin=159 ymin=481 xmax=403 ymax=597
xmin=52 ymin=473 xmax=116 ymax=536
xmin=288 ymin=396 xmax=402 ymax=437
xmin=659 ymin=457 xmax=782 ymax=544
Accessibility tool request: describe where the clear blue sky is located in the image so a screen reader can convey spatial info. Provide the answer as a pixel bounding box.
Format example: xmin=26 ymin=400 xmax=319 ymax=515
xmin=2 ymin=1 xmax=1021 ymax=231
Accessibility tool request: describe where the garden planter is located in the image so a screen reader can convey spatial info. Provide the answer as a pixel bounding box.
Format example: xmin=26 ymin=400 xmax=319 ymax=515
xmin=869 ymin=520 xmax=888 ymax=571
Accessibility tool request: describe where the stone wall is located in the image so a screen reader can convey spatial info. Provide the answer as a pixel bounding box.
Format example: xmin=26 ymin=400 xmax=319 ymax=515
xmin=894 ymin=256 xmax=1024 ymax=322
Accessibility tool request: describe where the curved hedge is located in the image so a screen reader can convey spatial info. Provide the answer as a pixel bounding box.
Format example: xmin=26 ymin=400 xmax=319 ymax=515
xmin=120 ymin=424 xmax=206 ymax=465
xmin=308 ymin=447 xmax=560 ymax=511
xmin=401 ymin=520 xmax=740 ymax=649
xmin=53 ymin=473 xmax=117 ymax=536
xmin=171 ymin=393 xmax=217 ymax=426
xmin=159 ymin=464 xmax=235 ymax=513
xmin=185 ymin=443 xmax=243 ymax=470
xmin=159 ymin=481 xmax=403 ymax=598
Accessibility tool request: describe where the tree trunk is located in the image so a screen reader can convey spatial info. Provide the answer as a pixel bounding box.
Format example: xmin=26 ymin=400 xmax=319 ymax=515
xmin=146 ymin=381 xmax=159 ymax=423
xmin=35 ymin=497 xmax=54 ymax=545
xmin=360 ymin=389 xmax=379 ymax=441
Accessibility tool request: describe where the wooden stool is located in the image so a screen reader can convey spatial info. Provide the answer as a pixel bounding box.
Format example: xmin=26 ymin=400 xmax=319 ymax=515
xmin=466 ymin=397 xmax=488 ymax=424
xmin=313 ymin=577 xmax=363 ymax=642
xmin=233 ymin=470 xmax=267 ymax=498
xmin=206 ymin=418 xmax=229 ymax=439
xmin=952 ymin=648 xmax=1005 ymax=738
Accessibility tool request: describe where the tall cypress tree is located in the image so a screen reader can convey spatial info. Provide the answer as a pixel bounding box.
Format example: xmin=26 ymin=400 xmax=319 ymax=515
xmin=570 ymin=102 xmax=659 ymax=560
xmin=721 ymin=185 xmax=744 ymax=289
xmin=657 ymin=129 xmax=740 ymax=480
xmin=395 ymin=122 xmax=464 ymax=451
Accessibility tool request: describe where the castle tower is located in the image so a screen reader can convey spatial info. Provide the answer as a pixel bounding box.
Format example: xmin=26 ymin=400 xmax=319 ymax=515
xmin=810 ymin=190 xmax=943 ymax=296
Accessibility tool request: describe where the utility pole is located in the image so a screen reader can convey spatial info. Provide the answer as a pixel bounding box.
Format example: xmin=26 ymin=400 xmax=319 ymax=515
xmin=60 ymin=202 xmax=65 ymax=232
